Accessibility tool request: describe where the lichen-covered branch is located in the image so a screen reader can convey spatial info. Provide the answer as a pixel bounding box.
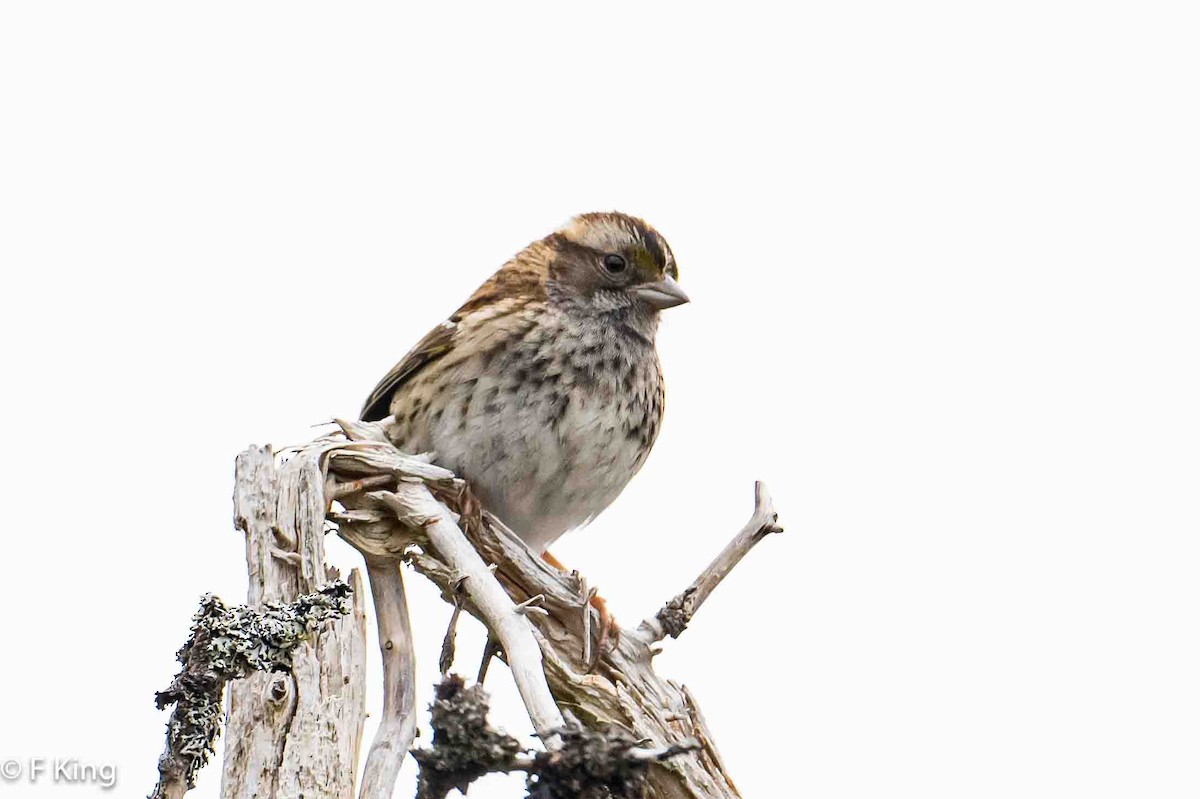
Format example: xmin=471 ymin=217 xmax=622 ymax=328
xmin=412 ymin=674 xmax=699 ymax=799
xmin=525 ymin=723 xmax=701 ymax=799
xmin=412 ymin=675 xmax=525 ymax=799
xmin=150 ymin=584 xmax=352 ymax=799
xmin=220 ymin=445 xmax=367 ymax=799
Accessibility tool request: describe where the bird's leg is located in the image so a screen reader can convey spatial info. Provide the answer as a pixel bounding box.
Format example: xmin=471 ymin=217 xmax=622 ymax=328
xmin=540 ymin=550 xmax=620 ymax=669
xmin=540 ymin=549 xmax=569 ymax=572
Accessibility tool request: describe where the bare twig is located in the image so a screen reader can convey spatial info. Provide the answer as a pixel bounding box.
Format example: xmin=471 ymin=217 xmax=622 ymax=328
xmin=580 ymin=578 xmax=596 ymax=668
xmin=514 ymin=594 xmax=549 ymax=616
xmin=635 ymin=481 xmax=783 ymax=645
xmin=357 ymin=558 xmax=417 ymax=799
xmin=439 ymin=603 xmax=463 ymax=676
xmin=477 ymin=635 xmax=501 ymax=684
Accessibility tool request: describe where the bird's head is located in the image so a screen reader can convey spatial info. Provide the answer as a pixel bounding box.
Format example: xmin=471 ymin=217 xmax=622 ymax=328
xmin=544 ymin=211 xmax=689 ymax=315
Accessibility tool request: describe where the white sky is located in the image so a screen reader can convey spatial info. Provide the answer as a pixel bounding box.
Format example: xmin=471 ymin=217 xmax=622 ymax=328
xmin=2 ymin=2 xmax=1198 ymax=798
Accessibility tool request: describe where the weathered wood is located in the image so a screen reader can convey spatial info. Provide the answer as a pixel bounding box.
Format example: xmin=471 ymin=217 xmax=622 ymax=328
xmin=150 ymin=585 xmax=353 ymax=799
xmin=325 ymin=420 xmax=783 ymax=799
xmin=451 ymin=519 xmax=746 ymax=799
xmin=155 ymin=425 xmax=778 ymax=799
xmin=357 ymin=557 xmax=417 ymax=799
xmin=376 ymin=483 xmax=567 ymax=743
xmin=220 ymin=446 xmax=368 ymax=799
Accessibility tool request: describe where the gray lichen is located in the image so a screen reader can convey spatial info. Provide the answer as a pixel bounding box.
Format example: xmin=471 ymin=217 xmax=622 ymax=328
xmin=412 ymin=674 xmax=525 ymax=799
xmin=654 ymin=589 xmax=694 ymax=640
xmin=526 ymin=723 xmax=667 ymax=799
xmin=150 ymin=582 xmax=352 ymax=799
xmin=412 ymin=674 xmax=697 ymax=799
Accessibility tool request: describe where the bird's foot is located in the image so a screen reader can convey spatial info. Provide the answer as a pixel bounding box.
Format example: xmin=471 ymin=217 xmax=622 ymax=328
xmin=541 ymin=550 xmax=621 ymax=671
xmin=588 ymin=591 xmax=621 ymax=671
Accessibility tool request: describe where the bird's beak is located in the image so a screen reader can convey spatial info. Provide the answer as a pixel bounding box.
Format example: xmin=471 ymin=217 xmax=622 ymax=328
xmin=631 ymin=275 xmax=690 ymax=310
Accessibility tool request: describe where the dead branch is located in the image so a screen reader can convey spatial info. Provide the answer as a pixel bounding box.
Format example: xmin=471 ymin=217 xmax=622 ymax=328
xmin=357 ymin=557 xmax=418 ymax=799
xmin=412 ymin=674 xmax=700 ymax=799
xmin=412 ymin=674 xmax=525 ymax=799
xmin=326 ymin=419 xmax=783 ymax=799
xmin=154 ymin=423 xmax=782 ymax=799
xmin=373 ymin=482 xmax=567 ymax=743
xmin=635 ymin=481 xmax=783 ymax=644
xmin=219 ymin=447 xmax=367 ymax=799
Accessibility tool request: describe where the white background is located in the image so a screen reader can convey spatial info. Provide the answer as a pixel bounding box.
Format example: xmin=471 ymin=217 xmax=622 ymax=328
xmin=1 ymin=3 xmax=1197 ymax=797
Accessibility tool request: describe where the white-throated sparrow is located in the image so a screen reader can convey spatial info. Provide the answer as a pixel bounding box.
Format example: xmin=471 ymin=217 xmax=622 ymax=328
xmin=362 ymin=212 xmax=688 ymax=650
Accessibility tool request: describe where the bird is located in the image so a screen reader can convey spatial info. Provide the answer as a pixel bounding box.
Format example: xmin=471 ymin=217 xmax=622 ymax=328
xmin=361 ymin=211 xmax=688 ymax=653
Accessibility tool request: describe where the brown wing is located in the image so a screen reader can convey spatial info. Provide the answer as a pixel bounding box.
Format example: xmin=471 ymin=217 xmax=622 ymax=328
xmin=361 ymin=245 xmax=548 ymax=421
xmin=359 ymin=317 xmax=458 ymax=421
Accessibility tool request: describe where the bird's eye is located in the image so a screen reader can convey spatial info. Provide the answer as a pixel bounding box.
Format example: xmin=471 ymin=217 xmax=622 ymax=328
xmin=603 ymin=254 xmax=627 ymax=273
